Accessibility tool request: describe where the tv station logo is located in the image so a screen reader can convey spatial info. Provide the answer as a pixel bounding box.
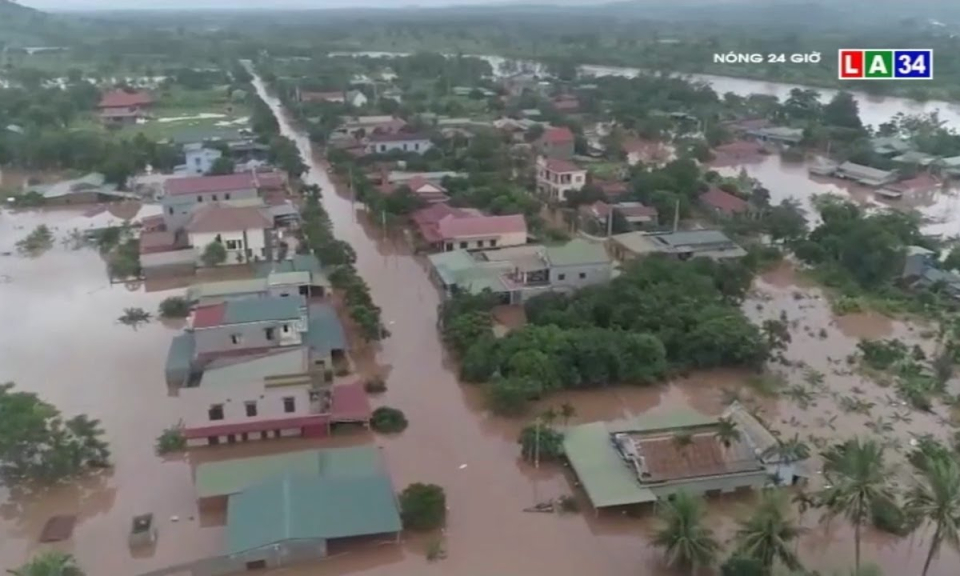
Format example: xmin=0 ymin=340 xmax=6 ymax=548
xmin=838 ymin=49 xmax=933 ymax=80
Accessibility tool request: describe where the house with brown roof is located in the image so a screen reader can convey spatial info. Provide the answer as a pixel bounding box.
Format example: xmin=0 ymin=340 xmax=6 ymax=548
xmin=98 ymin=90 xmax=153 ymax=125
xmin=411 ymin=205 xmax=528 ymax=252
xmin=562 ymin=402 xmax=806 ymax=511
xmin=299 ymin=90 xmax=345 ymax=104
xmin=536 ymin=126 xmax=575 ymax=159
xmin=160 ymin=171 xmax=287 ymax=230
xmin=551 ymin=95 xmax=580 ymax=113
xmin=536 ymin=156 xmax=586 ymax=202
xmin=186 ymin=204 xmax=274 ymax=265
xmin=699 ymin=186 xmax=755 ymax=219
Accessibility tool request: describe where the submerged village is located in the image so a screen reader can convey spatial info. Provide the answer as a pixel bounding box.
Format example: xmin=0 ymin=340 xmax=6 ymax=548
xmin=6 ymin=46 xmax=960 ymax=576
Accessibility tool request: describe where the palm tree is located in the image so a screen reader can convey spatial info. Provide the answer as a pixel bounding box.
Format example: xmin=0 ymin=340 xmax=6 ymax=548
xmin=905 ymin=454 xmax=960 ymax=576
xmin=762 ymin=433 xmax=811 ymax=485
xmin=540 ymin=406 xmax=558 ymax=427
xmin=734 ymin=489 xmax=805 ymax=573
xmin=791 ymin=489 xmax=818 ymax=554
xmin=651 ymin=491 xmax=721 ymax=573
xmin=715 ymin=416 xmax=742 ymax=448
xmin=819 ymin=438 xmax=896 ymax=573
xmin=8 ymin=551 xmax=84 ymax=576
xmin=559 ymin=402 xmax=576 ymax=426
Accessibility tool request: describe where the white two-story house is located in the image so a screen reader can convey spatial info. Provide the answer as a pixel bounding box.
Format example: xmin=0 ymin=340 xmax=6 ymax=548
xmin=536 ymin=156 xmax=587 ymax=202
xmin=185 ymin=204 xmax=273 ymax=265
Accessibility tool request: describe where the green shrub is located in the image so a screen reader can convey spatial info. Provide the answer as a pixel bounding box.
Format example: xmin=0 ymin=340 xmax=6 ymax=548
xmin=399 ymin=483 xmax=446 ymax=531
xmin=371 ymin=406 xmax=408 ymax=433
xmin=155 ymin=424 xmax=187 ymax=455
xmin=158 ymin=296 xmax=191 ymax=319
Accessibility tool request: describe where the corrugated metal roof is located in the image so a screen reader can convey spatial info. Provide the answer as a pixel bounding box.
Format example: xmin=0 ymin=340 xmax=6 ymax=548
xmin=306 ymin=304 xmax=347 ymax=355
xmin=268 ymin=271 xmax=311 ymax=287
xmin=223 ymin=296 xmax=303 ymax=324
xmin=195 ymin=445 xmax=385 ymax=498
xmin=165 ymin=333 xmax=195 ymax=375
xmin=199 ymin=348 xmax=307 ymax=388
xmin=225 ymin=472 xmax=401 ymax=554
xmin=545 ymin=239 xmax=610 ymax=267
xmin=186 ymin=279 xmax=267 ymax=302
xmin=563 ymin=422 xmax=656 ymax=507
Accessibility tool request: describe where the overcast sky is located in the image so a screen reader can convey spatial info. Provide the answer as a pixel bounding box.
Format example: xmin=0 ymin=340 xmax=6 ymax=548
xmin=19 ymin=0 xmax=573 ymax=10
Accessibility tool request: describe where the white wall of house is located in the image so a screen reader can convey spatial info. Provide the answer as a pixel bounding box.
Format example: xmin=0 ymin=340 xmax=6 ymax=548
xmin=348 ymin=92 xmax=369 ymax=107
xmin=442 ymin=231 xmax=527 ymax=252
xmin=180 ymin=382 xmax=313 ymax=434
xmin=189 ymin=228 xmax=267 ymax=265
xmin=367 ymin=140 xmax=433 ymax=155
xmin=537 ymin=169 xmax=586 ymax=202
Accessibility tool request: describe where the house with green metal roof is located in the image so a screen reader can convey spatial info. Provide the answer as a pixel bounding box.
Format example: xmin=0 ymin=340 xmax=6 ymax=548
xmin=563 ymin=404 xmax=804 ymax=512
xmin=186 ymin=268 xmax=328 ymax=306
xmin=191 ymin=445 xmax=400 ymax=574
xmin=191 ymin=296 xmax=308 ymax=357
xmin=427 ymin=238 xmax=613 ymax=304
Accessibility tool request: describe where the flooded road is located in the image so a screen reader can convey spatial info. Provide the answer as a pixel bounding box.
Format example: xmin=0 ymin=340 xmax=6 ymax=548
xmin=245 ymin=71 xmax=956 ymax=575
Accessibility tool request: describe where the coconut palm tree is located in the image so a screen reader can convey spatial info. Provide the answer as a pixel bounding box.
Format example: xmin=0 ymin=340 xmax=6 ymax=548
xmin=819 ymin=438 xmax=896 ymax=573
xmin=651 ymin=491 xmax=721 ymax=573
xmin=905 ymin=454 xmax=960 ymax=576
xmin=540 ymin=406 xmax=558 ymax=427
xmin=8 ymin=551 xmax=84 ymax=576
xmin=715 ymin=416 xmax=742 ymax=448
xmin=762 ymin=433 xmax=811 ymax=486
xmin=559 ymin=402 xmax=576 ymax=426
xmin=734 ymin=489 xmax=805 ymax=573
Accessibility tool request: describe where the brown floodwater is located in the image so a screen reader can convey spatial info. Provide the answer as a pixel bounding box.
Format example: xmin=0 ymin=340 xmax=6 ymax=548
xmin=1 ymin=72 xmax=956 ymax=576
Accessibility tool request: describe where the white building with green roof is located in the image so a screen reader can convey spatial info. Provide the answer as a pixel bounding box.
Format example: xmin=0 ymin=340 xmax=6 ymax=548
xmin=563 ymin=404 xmax=806 ymax=512
xmin=427 ymin=238 xmax=612 ymax=303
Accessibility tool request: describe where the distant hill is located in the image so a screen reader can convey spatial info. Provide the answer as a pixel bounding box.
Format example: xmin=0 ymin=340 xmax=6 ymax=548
xmin=0 ymin=0 xmax=84 ymax=48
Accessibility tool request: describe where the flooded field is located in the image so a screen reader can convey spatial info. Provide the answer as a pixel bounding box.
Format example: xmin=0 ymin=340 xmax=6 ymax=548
xmin=1 ymin=74 xmax=958 ymax=576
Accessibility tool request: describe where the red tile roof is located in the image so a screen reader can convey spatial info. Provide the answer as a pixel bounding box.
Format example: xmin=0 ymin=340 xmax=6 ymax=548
xmin=185 ymin=204 xmax=273 ymax=234
xmin=164 ymin=171 xmax=285 ymax=197
xmin=182 ymin=414 xmax=330 ymax=440
xmin=700 ymin=186 xmax=750 ymax=215
xmin=541 ymin=157 xmax=583 ymax=173
xmin=540 ymin=126 xmax=575 ymax=144
xmin=437 ymin=213 xmax=527 ymax=239
xmin=616 ymin=202 xmax=658 ymax=219
xmin=595 ymin=180 xmax=629 ymax=199
xmin=411 ymin=203 xmax=473 ymax=243
xmin=98 ymin=90 xmax=153 ymax=109
xmin=330 ymin=381 xmax=372 ymax=423
xmin=406 ymin=176 xmax=445 ymax=194
xmin=139 ymin=231 xmax=178 ymax=254
xmin=192 ymin=303 xmax=226 ymax=329
xmin=552 ymin=96 xmax=580 ymax=111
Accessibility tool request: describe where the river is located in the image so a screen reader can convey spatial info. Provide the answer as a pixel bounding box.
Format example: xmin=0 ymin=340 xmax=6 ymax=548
xmin=336 ymin=51 xmax=960 ymax=130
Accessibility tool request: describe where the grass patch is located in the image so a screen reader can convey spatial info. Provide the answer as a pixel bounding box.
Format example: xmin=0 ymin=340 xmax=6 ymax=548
xmin=744 ymin=372 xmax=786 ymax=397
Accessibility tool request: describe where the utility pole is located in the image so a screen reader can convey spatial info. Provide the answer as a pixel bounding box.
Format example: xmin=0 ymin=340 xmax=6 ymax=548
xmin=534 ymin=417 xmax=541 ymax=469
xmin=672 ymin=199 xmax=680 ymax=232
xmin=606 ymin=207 xmax=613 ymax=238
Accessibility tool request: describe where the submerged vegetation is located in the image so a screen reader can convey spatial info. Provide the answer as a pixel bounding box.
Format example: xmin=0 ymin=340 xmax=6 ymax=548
xmin=15 ymin=224 xmax=54 ymax=256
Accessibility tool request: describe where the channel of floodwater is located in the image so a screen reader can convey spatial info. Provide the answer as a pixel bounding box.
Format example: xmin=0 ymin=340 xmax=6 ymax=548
xmin=0 ymin=61 xmax=956 ymax=575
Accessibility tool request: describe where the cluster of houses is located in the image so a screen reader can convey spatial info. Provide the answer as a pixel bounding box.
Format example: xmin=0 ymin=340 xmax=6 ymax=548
xmin=159 ymin=253 xmax=402 ymax=575
xmin=138 ymin=170 xmax=298 ymax=280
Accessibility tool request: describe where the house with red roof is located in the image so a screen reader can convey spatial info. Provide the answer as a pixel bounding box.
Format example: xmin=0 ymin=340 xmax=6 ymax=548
xmin=98 ymin=89 xmax=153 ymax=125
xmin=186 ymin=204 xmax=274 ymax=265
xmin=410 ymin=203 xmax=527 ymax=251
xmin=536 ymin=156 xmax=587 ymax=202
xmin=699 ymin=186 xmax=755 ymax=219
xmin=160 ymin=170 xmax=287 ymax=230
xmin=536 ymin=126 xmax=576 ymax=159
xmin=551 ymin=95 xmax=580 ymax=113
